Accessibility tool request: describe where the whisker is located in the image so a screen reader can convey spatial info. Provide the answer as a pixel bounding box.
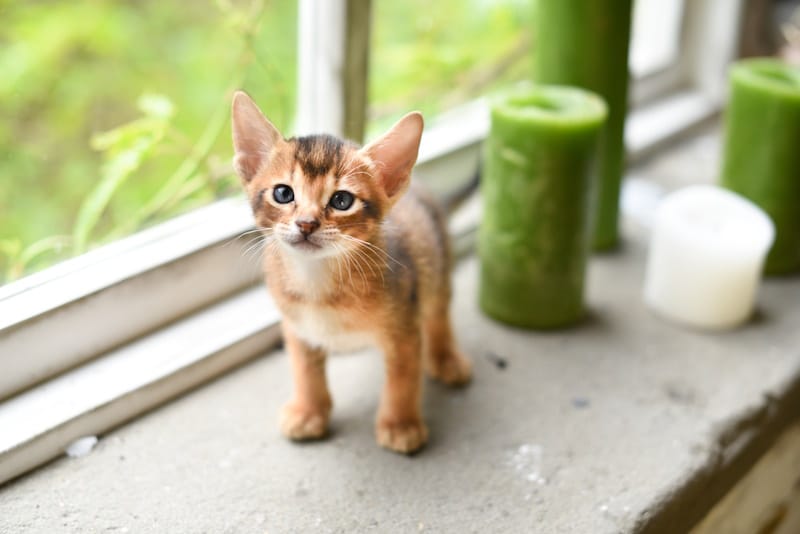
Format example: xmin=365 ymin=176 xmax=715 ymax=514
xmin=240 ymin=235 xmax=265 ymax=257
xmin=241 ymin=232 xmax=277 ymax=263
xmin=239 ymin=227 xmax=272 ymax=238
xmin=242 ymin=240 xmax=265 ymax=262
xmin=345 ymin=245 xmax=372 ymax=290
xmin=223 ymin=226 xmax=272 ymax=250
xmin=332 ymin=244 xmax=346 ymax=288
xmin=344 ymin=241 xmax=386 ymax=288
xmin=333 ymin=243 xmax=351 ymax=289
xmin=340 ymin=244 xmax=356 ymax=289
xmin=338 ymin=234 xmax=406 ymax=269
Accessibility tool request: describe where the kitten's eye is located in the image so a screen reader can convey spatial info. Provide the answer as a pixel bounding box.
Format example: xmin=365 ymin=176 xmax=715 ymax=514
xmin=329 ymin=191 xmax=355 ymax=211
xmin=272 ymin=185 xmax=294 ymax=204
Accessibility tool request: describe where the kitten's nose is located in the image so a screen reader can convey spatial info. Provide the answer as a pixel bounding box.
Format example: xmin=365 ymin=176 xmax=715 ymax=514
xmin=295 ymin=218 xmax=320 ymax=237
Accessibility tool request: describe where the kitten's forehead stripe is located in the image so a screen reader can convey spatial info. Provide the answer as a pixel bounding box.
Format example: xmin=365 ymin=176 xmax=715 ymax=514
xmin=292 ymin=134 xmax=347 ymax=178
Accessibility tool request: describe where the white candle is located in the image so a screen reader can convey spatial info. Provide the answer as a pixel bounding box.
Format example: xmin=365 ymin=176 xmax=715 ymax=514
xmin=644 ymin=185 xmax=775 ymax=330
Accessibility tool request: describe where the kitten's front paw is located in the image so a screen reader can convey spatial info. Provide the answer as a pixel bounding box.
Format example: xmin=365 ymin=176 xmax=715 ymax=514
xmin=280 ymin=403 xmax=329 ymax=441
xmin=375 ymin=418 xmax=428 ymax=454
xmin=428 ymin=350 xmax=472 ymax=387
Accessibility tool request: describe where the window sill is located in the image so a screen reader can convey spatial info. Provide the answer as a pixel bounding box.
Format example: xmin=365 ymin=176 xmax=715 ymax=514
xmin=0 ymin=199 xmax=261 ymax=400
xmin=3 ymin=167 xmax=800 ymax=531
xmin=0 ymin=287 xmax=281 ymax=485
xmin=0 ymin=89 xmax=722 ymax=487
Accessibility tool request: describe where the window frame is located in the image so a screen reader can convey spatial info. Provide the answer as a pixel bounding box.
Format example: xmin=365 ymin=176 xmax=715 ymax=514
xmin=0 ymin=0 xmax=746 ymax=485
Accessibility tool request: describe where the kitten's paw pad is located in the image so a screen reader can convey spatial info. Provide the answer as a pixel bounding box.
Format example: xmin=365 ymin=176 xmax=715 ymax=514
xmin=375 ymin=419 xmax=428 ymax=454
xmin=429 ymin=352 xmax=472 ymax=387
xmin=280 ymin=404 xmax=329 ymax=441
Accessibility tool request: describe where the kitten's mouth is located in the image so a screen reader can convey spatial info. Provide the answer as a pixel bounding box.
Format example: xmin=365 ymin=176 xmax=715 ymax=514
xmin=286 ymin=236 xmax=322 ymax=251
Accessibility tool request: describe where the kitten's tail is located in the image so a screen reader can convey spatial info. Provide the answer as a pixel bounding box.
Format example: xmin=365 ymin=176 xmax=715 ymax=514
xmin=441 ymin=163 xmax=481 ymax=214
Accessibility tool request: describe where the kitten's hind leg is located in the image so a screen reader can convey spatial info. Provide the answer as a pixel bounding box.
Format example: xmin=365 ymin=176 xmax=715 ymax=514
xmin=280 ymin=325 xmax=332 ymax=441
xmin=422 ymin=302 xmax=472 ymax=387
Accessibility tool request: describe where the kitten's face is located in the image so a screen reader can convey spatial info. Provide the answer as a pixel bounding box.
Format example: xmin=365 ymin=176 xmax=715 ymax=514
xmin=231 ymin=91 xmax=423 ymax=260
xmin=250 ymin=135 xmax=384 ymax=258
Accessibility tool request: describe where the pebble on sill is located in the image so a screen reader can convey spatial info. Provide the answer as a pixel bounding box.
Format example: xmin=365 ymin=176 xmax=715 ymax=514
xmin=485 ymin=351 xmax=508 ymax=370
xmin=65 ymin=436 xmax=98 ymax=458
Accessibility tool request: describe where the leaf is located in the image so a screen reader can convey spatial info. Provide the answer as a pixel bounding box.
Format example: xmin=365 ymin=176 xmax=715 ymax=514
xmin=72 ymin=133 xmax=161 ymax=253
xmin=90 ymin=117 xmax=164 ymax=152
xmin=137 ymin=94 xmax=175 ymax=120
xmin=111 ymin=85 xmax=236 ymax=236
xmin=74 ymin=93 xmax=176 ymax=253
xmin=0 ymin=238 xmax=22 ymax=283
xmin=0 ymin=239 xmax=21 ymax=258
xmin=0 ymin=234 xmax=72 ymax=284
xmin=19 ymin=235 xmax=72 ymax=267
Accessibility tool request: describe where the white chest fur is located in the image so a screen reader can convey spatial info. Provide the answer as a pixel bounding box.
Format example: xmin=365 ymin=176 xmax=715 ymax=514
xmin=285 ymin=304 xmax=375 ymax=353
xmin=276 ymin=250 xmax=376 ymax=352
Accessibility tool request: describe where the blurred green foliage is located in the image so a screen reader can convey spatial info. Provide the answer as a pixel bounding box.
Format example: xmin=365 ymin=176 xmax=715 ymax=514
xmin=369 ymin=0 xmax=530 ymax=133
xmin=0 ymin=0 xmax=297 ymax=282
xmin=0 ymin=0 xmax=528 ymax=284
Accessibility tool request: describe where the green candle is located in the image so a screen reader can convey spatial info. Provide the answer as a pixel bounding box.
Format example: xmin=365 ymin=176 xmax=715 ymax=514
xmin=721 ymin=59 xmax=800 ymax=275
xmin=479 ymin=85 xmax=607 ymax=329
xmin=531 ymin=0 xmax=633 ymax=251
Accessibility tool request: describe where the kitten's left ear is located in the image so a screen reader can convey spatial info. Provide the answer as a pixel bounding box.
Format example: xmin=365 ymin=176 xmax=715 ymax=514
xmin=231 ymin=90 xmax=284 ymax=181
xmin=361 ymin=111 xmax=423 ymax=200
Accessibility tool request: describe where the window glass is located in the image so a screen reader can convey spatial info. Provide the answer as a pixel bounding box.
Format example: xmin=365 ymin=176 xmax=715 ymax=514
xmin=1 ymin=0 xmax=690 ymax=285
xmin=630 ymin=0 xmax=685 ymax=77
xmin=0 ymin=0 xmax=297 ymax=284
xmin=368 ymin=0 xmax=687 ymax=134
xmin=368 ymin=0 xmax=532 ymax=134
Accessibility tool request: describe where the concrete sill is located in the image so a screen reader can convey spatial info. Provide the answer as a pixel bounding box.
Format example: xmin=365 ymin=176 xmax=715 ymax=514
xmin=3 ymin=220 xmax=800 ymax=532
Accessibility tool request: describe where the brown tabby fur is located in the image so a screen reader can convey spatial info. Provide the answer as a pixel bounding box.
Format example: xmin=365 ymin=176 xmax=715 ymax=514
xmin=231 ymin=91 xmax=471 ymax=454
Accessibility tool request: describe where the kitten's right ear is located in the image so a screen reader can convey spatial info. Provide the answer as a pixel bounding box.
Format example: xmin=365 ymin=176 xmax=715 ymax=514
xmin=231 ymin=91 xmax=284 ymax=181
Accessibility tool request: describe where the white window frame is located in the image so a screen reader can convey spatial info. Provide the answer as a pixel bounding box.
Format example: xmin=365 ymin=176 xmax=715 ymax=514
xmin=0 ymin=0 xmax=745 ymax=485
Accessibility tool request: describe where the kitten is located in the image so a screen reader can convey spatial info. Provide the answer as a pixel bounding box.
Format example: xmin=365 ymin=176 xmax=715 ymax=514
xmin=231 ymin=91 xmax=471 ymax=454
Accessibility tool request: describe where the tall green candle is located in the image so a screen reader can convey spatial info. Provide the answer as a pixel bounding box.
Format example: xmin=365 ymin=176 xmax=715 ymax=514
xmin=479 ymin=85 xmax=607 ymax=329
xmin=721 ymin=59 xmax=800 ymax=275
xmin=531 ymin=0 xmax=633 ymax=251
